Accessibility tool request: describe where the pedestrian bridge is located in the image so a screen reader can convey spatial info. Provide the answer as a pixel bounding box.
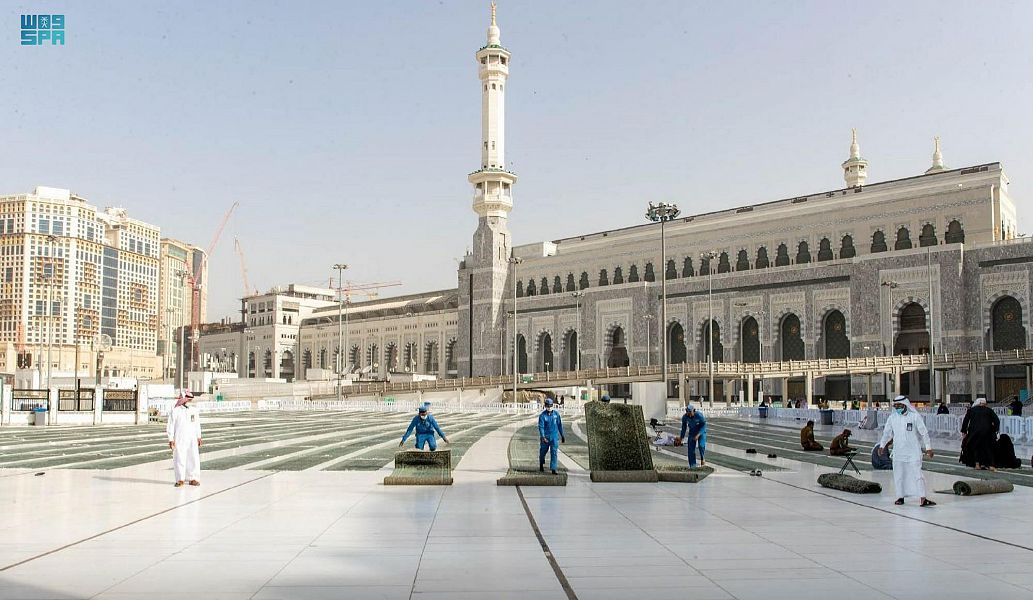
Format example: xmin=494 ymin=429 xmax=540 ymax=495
xmin=314 ymin=348 xmax=1033 ymax=401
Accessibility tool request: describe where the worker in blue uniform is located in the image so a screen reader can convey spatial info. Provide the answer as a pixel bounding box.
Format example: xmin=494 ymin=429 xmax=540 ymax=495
xmin=679 ymin=404 xmax=707 ymax=467
xmin=399 ymin=403 xmax=450 ymax=451
xmin=538 ymin=398 xmax=565 ymax=474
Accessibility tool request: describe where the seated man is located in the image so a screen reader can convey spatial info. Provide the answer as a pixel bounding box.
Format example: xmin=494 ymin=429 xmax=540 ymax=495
xmin=829 ymin=428 xmax=854 ymax=456
xmin=800 ymin=420 xmax=824 ymax=451
xmin=872 ymin=440 xmax=893 ymax=470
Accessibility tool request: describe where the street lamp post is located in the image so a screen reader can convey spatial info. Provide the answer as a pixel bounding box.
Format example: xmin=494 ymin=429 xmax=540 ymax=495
xmin=702 ymin=250 xmax=719 ymax=407
xmin=333 ymin=263 xmax=348 ymax=401
xmin=641 ymin=314 xmax=655 ymax=367
xmin=509 ymin=256 xmax=523 ymax=401
xmin=45 ymin=235 xmax=57 ymax=391
xmin=571 ymin=291 xmax=583 ymax=371
xmin=646 ymin=202 xmax=680 ymax=397
xmin=734 ymin=301 xmax=747 ymax=406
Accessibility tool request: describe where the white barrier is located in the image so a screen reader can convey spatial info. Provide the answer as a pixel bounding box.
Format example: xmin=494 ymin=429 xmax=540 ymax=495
xmin=1001 ymin=416 xmax=1025 ymax=441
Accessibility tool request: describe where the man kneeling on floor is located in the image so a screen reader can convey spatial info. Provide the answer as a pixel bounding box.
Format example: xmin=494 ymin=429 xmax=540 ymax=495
xmin=400 ymin=403 xmax=450 ymax=451
xmin=800 ymin=420 xmax=823 ymax=451
xmin=829 ymin=428 xmax=854 ymax=456
xmin=877 ymin=395 xmax=935 ymax=507
xmin=538 ymin=398 xmax=565 ymax=474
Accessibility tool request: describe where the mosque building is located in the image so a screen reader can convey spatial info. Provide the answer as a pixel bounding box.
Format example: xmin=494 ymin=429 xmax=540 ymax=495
xmin=199 ymin=5 xmax=1031 ymax=403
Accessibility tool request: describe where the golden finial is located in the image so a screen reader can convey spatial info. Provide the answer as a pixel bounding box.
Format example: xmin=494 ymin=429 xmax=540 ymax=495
xmin=491 ymin=1 xmax=497 ymax=26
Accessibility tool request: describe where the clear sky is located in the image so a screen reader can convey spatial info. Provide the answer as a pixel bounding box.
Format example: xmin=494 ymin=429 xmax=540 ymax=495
xmin=3 ymin=1 xmax=1031 ymax=319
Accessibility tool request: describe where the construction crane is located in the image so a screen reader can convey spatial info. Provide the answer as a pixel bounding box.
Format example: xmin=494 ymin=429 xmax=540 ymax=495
xmin=336 ymin=280 xmax=402 ymax=302
xmin=184 ymin=201 xmax=239 ymax=371
xmin=234 ymin=237 xmax=258 ymax=297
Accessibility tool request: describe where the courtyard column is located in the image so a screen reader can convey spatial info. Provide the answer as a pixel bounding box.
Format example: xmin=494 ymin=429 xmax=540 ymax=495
xmin=746 ymin=374 xmax=754 ymax=406
xmin=780 ymin=377 xmax=789 ymax=403
xmin=272 ymin=349 xmax=281 ymax=379
xmin=680 ymin=374 xmax=690 ymax=408
xmin=804 ymin=372 xmax=813 ymax=407
xmin=866 ymin=374 xmax=873 ymax=409
xmin=1025 ymin=364 xmax=1032 ymax=400
xmin=968 ymin=362 xmax=980 ymax=400
xmin=893 ymin=369 xmax=902 ymax=398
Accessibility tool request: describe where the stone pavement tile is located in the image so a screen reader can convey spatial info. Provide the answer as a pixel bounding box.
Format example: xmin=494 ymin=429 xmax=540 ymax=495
xmin=411 ymin=593 xmax=566 ymax=600
xmin=718 ymin=576 xmax=892 ymax=600
xmin=561 ymin=564 xmax=698 ymax=578
xmin=566 ymin=574 xmax=716 ymax=590
xmin=267 ymin=554 xmax=418 ymax=587
xmin=699 ymin=567 xmax=837 ymax=581
xmin=574 ymin=588 xmax=733 ymax=600
xmin=412 ymin=575 xmax=560 ymax=593
xmin=101 ymin=559 xmax=287 ymax=595
xmin=251 ymin=586 xmax=412 ymax=600
xmin=841 ymin=569 xmax=1033 ymax=600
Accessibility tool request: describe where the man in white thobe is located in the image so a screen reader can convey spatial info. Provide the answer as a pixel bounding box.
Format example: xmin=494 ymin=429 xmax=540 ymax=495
xmin=877 ymin=395 xmax=935 ymax=507
xmin=166 ymin=391 xmax=202 ymax=487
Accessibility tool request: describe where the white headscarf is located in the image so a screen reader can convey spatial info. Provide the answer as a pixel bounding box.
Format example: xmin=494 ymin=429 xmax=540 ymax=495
xmin=974 ymin=397 xmax=987 ymax=406
xmin=893 ymin=395 xmax=913 ymax=410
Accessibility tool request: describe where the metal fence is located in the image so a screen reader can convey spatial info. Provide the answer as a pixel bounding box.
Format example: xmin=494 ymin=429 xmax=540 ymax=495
xmin=58 ymin=388 xmax=95 ymax=412
xmin=102 ymin=389 xmax=137 ymax=412
xmin=12 ymin=389 xmax=47 ymax=411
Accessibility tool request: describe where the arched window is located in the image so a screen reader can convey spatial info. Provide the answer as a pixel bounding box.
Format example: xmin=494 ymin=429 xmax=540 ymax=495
xmin=756 ymin=247 xmax=770 ymax=269
xmin=628 ymin=264 xmax=640 ymax=283
xmin=643 ymin=263 xmax=655 ymax=282
xmin=319 ymin=348 xmax=327 ymax=369
xmin=579 ymin=272 xmax=590 ymax=289
xmin=526 ymin=279 xmax=537 ymax=296
xmin=741 ymin=316 xmax=759 ymax=363
xmin=817 ymin=238 xmax=833 ymax=261
xmin=919 ymin=223 xmax=937 ymax=247
xmin=700 ymin=255 xmax=711 ymax=276
xmin=515 ymin=335 xmax=527 ymax=373
xmin=823 ymin=310 xmax=849 ymax=358
xmin=945 ymin=219 xmax=965 ymax=244
xmin=540 ymin=277 xmax=549 ymax=295
xmin=796 ymin=241 xmax=811 ymax=264
xmin=566 ymin=273 xmax=576 ymax=292
xmin=775 ymin=243 xmax=790 ymax=267
xmin=303 ymin=350 xmax=312 ymax=370
xmin=613 ymin=266 xmax=624 ymax=285
xmin=682 ymin=257 xmax=695 ymax=277
xmin=700 ymin=320 xmax=723 ymax=362
xmin=554 ymin=276 xmax=562 ymax=293
xmin=349 ymin=345 xmax=360 ymax=370
xmin=992 ymin=296 xmax=1026 ymax=351
xmin=385 ymin=343 xmax=398 ymax=371
xmin=840 ymin=235 xmax=856 ymax=259
xmin=736 ymin=249 xmax=750 ymax=271
xmin=666 ymin=259 xmax=677 ymax=280
xmin=871 ymin=230 xmax=887 ymax=253
xmin=368 ymin=343 xmax=380 ymax=368
xmin=717 ymin=252 xmax=731 ymax=273
xmin=668 ymin=322 xmax=686 ymax=364
xmin=895 ymin=227 xmax=912 ymax=250
xmin=780 ymin=314 xmax=804 ymax=360
xmin=516 ymin=281 xmax=524 ymax=297
xmin=564 ymin=330 xmax=579 ymax=370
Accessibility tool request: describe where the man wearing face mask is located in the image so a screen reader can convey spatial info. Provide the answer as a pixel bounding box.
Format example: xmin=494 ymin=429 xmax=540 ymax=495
xmin=400 ymin=403 xmax=450 ymax=451
xmin=877 ymin=395 xmax=935 ymax=507
xmin=538 ymin=398 xmax=565 ymax=474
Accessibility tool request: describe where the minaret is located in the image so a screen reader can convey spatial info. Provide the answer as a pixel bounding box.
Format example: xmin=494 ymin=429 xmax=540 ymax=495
xmin=841 ymin=128 xmax=869 ymax=187
xmin=925 ymin=136 xmax=947 ymax=174
xmin=457 ymin=2 xmax=517 ymax=377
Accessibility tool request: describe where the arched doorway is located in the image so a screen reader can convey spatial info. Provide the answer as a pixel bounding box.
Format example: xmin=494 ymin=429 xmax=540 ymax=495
xmin=668 ymin=322 xmax=686 ymax=364
xmin=248 ymin=351 xmax=256 ymax=378
xmin=607 ymin=327 xmax=630 ymax=398
xmin=780 ymin=314 xmax=804 ymax=360
xmin=741 ymin=316 xmax=759 ymax=363
xmin=700 ymin=320 xmax=723 ymax=362
xmin=403 ymin=342 xmax=418 ymax=372
xmin=425 ymin=341 xmax=439 ymax=374
xmin=894 ymin=303 xmax=929 ymax=398
xmin=280 ymin=350 xmax=295 ymax=382
xmin=822 ymin=310 xmax=850 ymax=401
xmin=444 ymin=339 xmax=457 ymax=378
xmin=263 ymin=350 xmax=272 ymax=378
xmin=564 ymin=330 xmax=578 ymax=371
xmin=991 ymin=296 xmax=1027 ymax=400
xmin=538 ymin=332 xmax=554 ymax=372
xmin=348 ymin=345 xmax=360 ymax=372
xmin=368 ymin=343 xmax=380 ymax=373
xmin=516 ymin=335 xmax=528 ymax=374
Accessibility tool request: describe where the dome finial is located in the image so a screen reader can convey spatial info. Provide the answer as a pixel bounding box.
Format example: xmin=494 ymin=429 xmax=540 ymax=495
xmin=849 ymin=128 xmax=860 ymax=159
xmin=491 ymin=1 xmax=496 ymax=26
xmin=926 ymin=136 xmax=947 ymax=174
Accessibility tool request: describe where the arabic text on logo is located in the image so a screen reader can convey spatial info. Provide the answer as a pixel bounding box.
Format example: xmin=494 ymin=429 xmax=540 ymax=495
xmin=21 ymin=14 xmax=65 ymax=46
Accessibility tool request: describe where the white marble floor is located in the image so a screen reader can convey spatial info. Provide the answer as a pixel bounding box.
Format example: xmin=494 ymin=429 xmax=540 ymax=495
xmin=2 ymin=419 xmax=1033 ymax=600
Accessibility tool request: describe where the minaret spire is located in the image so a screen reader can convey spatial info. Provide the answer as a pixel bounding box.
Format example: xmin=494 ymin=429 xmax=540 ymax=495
xmin=925 ymin=136 xmax=947 ymax=174
xmin=841 ymin=128 xmax=869 ymax=187
xmin=487 ymin=2 xmax=500 ymax=46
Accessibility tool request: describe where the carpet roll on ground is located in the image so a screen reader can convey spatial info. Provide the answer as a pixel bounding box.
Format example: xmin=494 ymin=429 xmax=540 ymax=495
xmin=655 ymin=465 xmax=714 ymax=483
xmin=585 ymin=401 xmax=657 ymax=482
xmin=497 ymin=423 xmax=568 ymax=486
xmin=817 ymin=473 xmax=882 ymax=494
xmin=951 ymin=479 xmax=1014 ymax=496
xmin=590 ymin=469 xmax=660 ymax=483
xmin=384 ymin=450 xmax=453 ymax=485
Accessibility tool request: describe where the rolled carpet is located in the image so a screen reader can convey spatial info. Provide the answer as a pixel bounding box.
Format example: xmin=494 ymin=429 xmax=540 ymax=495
xmin=590 ymin=470 xmax=660 ymax=483
xmin=655 ymin=465 xmax=714 ymax=483
xmin=384 ymin=450 xmax=453 ymax=486
xmin=951 ymin=479 xmax=1014 ymax=496
xmin=817 ymin=473 xmax=882 ymax=494
xmin=497 ymin=423 xmax=568 ymax=486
